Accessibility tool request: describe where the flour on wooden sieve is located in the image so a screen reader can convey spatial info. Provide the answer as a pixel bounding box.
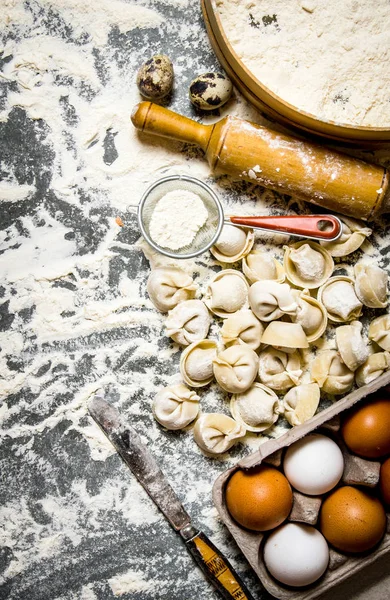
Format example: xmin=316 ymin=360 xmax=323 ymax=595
xmin=216 ymin=0 xmax=390 ymax=127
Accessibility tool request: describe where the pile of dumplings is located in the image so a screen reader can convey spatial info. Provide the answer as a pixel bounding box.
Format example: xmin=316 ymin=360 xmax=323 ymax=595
xmin=146 ymin=214 xmax=390 ymax=456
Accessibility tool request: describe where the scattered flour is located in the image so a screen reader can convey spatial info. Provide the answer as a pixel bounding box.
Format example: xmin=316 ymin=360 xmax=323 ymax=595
xmin=149 ymin=189 xmax=208 ymax=250
xmin=0 ymin=181 xmax=36 ymax=202
xmin=216 ymin=0 xmax=390 ymax=126
xmin=80 ymin=585 xmax=99 ymax=600
xmin=108 ymin=568 xmax=156 ymax=595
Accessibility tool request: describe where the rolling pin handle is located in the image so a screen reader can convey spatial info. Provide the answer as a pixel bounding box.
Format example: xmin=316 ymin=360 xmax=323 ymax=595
xmin=229 ymin=214 xmax=342 ymax=241
xmin=131 ymin=101 xmax=212 ymax=151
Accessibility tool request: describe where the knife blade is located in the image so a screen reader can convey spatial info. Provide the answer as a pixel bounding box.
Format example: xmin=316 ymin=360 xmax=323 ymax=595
xmin=89 ymin=394 xmax=191 ymax=531
xmin=88 ymin=394 xmax=255 ymax=600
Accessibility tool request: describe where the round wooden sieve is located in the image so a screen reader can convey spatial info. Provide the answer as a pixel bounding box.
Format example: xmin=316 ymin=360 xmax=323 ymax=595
xmin=201 ymin=0 xmax=390 ymax=144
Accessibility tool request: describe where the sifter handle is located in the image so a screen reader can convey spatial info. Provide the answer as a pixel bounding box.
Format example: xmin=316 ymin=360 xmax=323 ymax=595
xmin=229 ymin=214 xmax=342 ymax=241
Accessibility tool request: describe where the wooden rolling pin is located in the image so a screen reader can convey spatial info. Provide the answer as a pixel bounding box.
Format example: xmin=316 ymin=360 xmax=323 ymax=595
xmin=131 ymin=102 xmax=390 ymax=220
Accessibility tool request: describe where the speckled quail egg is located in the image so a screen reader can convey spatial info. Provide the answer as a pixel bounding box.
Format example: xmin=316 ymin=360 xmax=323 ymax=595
xmin=189 ymin=72 xmax=232 ymax=110
xmin=136 ymin=55 xmax=174 ymax=100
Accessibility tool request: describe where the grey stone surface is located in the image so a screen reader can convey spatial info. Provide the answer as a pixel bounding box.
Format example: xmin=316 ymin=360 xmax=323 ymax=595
xmin=1 ymin=2 xmax=390 ymax=600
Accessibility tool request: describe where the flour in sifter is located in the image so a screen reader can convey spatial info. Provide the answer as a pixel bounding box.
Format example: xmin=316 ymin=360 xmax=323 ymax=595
xmin=149 ymin=189 xmax=208 ymax=250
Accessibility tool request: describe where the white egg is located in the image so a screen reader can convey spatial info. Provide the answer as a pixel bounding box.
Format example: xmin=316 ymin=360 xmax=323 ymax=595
xmin=283 ymin=433 xmax=344 ymax=495
xmin=264 ymin=523 xmax=329 ymax=587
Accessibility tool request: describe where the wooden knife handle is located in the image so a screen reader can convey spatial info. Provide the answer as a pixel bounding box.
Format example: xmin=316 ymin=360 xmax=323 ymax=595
xmin=184 ymin=529 xmax=255 ymax=600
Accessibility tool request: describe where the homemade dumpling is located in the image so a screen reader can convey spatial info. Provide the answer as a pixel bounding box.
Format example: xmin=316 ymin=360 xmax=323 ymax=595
xmin=258 ymin=348 xmax=302 ymax=392
xmin=284 ymin=241 xmax=333 ymax=289
xmin=220 ymin=309 xmax=264 ymax=351
xmin=204 ymin=269 xmax=249 ymax=317
xmin=355 ymin=351 xmax=390 ymax=387
xmin=210 ymin=224 xmax=254 ymax=263
xmin=248 ymin=280 xmax=297 ymax=322
xmin=261 ymin=321 xmax=309 ymax=353
xmin=180 ymin=339 xmax=218 ymax=387
xmin=354 ymin=263 xmax=388 ymax=308
xmin=193 ymin=413 xmax=246 ymax=455
xmin=213 ymin=345 xmax=258 ymax=393
xmin=368 ymin=314 xmax=390 ymax=351
xmin=147 ymin=267 xmax=197 ymax=312
xmin=230 ymin=383 xmax=281 ymax=432
xmin=318 ymin=276 xmax=363 ymax=323
xmin=282 ymin=383 xmax=321 ymax=426
xmin=320 ymin=215 xmax=372 ymax=257
xmin=335 ymin=320 xmax=369 ymax=371
xmin=311 ymin=350 xmax=354 ymax=395
xmin=165 ymin=299 xmax=211 ymax=346
xmin=152 ymin=384 xmax=200 ymax=430
xmin=291 ymin=289 xmax=328 ymax=343
xmin=242 ymin=250 xmax=285 ymax=285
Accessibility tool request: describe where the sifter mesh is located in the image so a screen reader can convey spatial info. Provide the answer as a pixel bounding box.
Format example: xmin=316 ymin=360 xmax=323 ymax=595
xmin=138 ymin=175 xmax=224 ymax=259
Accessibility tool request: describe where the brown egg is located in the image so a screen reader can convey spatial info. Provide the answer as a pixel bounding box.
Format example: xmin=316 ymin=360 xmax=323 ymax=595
xmin=341 ymin=396 xmax=390 ymax=458
xmin=320 ymin=486 xmax=386 ymax=553
xmin=380 ymin=457 xmax=390 ymax=506
xmin=225 ymin=465 xmax=293 ymax=532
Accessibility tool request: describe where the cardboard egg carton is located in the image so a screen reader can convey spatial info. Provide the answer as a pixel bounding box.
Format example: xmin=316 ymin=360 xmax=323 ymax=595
xmin=213 ymin=371 xmax=390 ymax=599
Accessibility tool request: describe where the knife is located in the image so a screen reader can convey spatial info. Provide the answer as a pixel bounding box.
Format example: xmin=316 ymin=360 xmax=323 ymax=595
xmin=88 ymin=394 xmax=255 ymax=600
